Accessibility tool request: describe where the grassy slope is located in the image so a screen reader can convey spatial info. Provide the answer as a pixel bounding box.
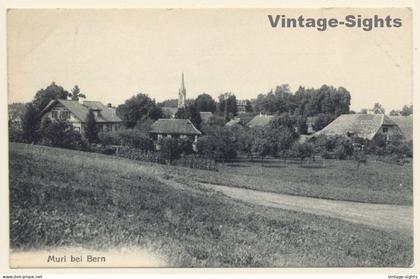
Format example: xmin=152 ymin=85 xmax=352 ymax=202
xmin=9 ymin=143 xmax=413 ymax=267
xmin=178 ymin=159 xmax=412 ymax=206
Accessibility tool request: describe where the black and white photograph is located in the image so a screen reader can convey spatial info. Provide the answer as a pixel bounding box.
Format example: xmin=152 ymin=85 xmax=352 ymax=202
xmin=5 ymin=7 xmax=413 ymax=268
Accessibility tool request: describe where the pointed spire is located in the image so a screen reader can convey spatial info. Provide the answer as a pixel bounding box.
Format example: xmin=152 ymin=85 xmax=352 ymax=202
xmin=178 ymin=72 xmax=187 ymax=109
xmin=181 ymin=72 xmax=185 ymax=91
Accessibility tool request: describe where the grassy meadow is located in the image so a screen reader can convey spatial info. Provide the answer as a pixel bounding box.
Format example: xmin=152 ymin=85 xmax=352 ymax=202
xmin=9 ymin=143 xmax=413 ymax=267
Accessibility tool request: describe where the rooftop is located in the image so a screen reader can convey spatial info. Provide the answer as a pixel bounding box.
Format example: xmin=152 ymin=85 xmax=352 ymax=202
xmin=150 ymin=119 xmax=202 ymax=135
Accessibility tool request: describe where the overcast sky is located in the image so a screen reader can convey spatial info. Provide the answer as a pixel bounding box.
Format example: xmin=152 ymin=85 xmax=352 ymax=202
xmin=7 ymin=8 xmax=412 ymax=112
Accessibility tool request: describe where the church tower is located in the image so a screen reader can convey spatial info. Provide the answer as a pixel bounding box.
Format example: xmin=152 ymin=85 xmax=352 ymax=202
xmin=178 ymin=72 xmax=186 ymax=108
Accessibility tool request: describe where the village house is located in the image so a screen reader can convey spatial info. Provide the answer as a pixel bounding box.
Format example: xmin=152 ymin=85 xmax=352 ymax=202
xmin=247 ymin=113 xmax=274 ymax=128
xmin=236 ymin=100 xmax=248 ymax=113
xmin=313 ymin=114 xmax=403 ymax=140
xmin=40 ymin=99 xmax=122 ymax=133
xmin=149 ymin=118 xmax=202 ymax=151
xmin=150 ymin=73 xmax=202 ymax=150
xmin=389 ymin=115 xmax=412 ymax=142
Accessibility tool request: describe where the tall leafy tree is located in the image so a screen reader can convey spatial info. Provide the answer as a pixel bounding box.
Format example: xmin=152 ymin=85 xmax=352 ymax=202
xmin=69 ymin=85 xmax=86 ymax=101
xmin=116 ymin=93 xmax=163 ymax=128
xmin=373 ymin=103 xmax=385 ymax=114
xmin=401 ymin=105 xmax=413 ymax=116
xmin=218 ymin=92 xmax=237 ymax=120
xmin=33 ymin=82 xmax=69 ymax=111
xmin=195 ymin=93 xmax=217 ymax=112
xmin=175 ymin=103 xmax=202 ymax=130
xmin=84 ymin=110 xmax=99 ymax=143
xmin=21 ymin=103 xmax=41 ymax=143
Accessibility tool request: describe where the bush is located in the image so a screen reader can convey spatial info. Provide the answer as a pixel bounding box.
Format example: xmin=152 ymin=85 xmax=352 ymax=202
xmin=198 ymin=127 xmax=237 ymax=161
xmin=310 ymin=135 xmax=353 ymax=159
xmin=40 ymin=118 xmax=87 ymax=151
xmin=197 ymin=134 xmax=236 ymax=161
xmin=159 ymin=137 xmax=181 ymax=163
xmin=292 ymin=142 xmax=315 ymax=162
xmin=99 ymin=129 xmax=154 ymax=152
xmin=9 ymin=121 xmax=24 ymax=143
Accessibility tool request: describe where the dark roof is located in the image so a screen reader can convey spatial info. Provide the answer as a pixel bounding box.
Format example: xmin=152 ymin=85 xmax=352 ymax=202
xmin=150 ymin=119 xmax=201 ymax=135
xmin=247 ymin=114 xmax=273 ymax=128
xmin=314 ymin=114 xmax=401 ymax=140
xmin=389 ymin=115 xmax=412 ymax=141
xmin=225 ymin=117 xmax=241 ymax=127
xmin=41 ymin=99 xmax=122 ymax=123
xmin=83 ymin=101 xmax=121 ymax=122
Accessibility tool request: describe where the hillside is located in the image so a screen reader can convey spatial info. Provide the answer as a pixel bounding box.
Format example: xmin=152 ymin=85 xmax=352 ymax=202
xmin=9 ymin=143 xmax=413 ymax=267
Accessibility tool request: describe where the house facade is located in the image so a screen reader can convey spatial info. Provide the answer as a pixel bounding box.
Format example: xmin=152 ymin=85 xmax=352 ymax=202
xmin=41 ymin=99 xmax=122 ymax=134
xmin=149 ymin=119 xmax=202 ymax=150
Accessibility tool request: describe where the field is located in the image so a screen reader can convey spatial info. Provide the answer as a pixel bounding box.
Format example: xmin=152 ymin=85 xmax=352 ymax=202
xmin=9 ymin=143 xmax=413 ymax=267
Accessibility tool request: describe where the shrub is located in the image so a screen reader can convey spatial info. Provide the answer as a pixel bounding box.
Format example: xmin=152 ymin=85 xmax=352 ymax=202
xmin=159 ymin=137 xmax=181 ymax=163
xmin=197 ymin=127 xmax=237 ymax=161
xmin=40 ymin=118 xmax=87 ymax=150
xmin=9 ymin=121 xmax=24 ymax=143
xmin=98 ymin=131 xmax=120 ymax=146
xmin=178 ymin=137 xmax=194 ymax=155
xmin=84 ymin=110 xmax=99 ymax=143
xmin=292 ymin=142 xmax=315 ymax=162
xmin=99 ymin=129 xmax=154 ymax=151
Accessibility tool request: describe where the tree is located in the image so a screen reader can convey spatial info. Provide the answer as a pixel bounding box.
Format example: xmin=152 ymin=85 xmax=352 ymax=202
xmin=175 ymin=103 xmax=202 ymax=130
xmin=389 ymin=110 xmax=400 ymax=116
xmin=253 ymin=84 xmax=350 ymax=118
xmin=178 ymin=137 xmax=193 ymax=155
xmin=250 ymin=127 xmax=274 ymax=159
xmin=197 ymin=127 xmax=237 ymax=161
xmin=401 ymin=105 xmax=413 ymax=116
xmin=195 ymin=93 xmax=217 ymax=113
xmin=159 ymin=137 xmax=181 ymax=163
xmin=244 ymin=100 xmax=253 ymax=112
xmin=40 ymin=118 xmax=86 ymax=150
xmin=292 ymin=142 xmax=315 ymax=163
xmin=218 ymin=92 xmax=238 ymax=120
xmin=116 ymin=93 xmax=163 ymax=128
xmin=158 ymin=99 xmax=178 ymax=108
xmin=21 ymin=103 xmax=41 ymax=143
xmin=33 ymin=82 xmax=69 ymax=111
xmin=116 ymin=129 xmax=154 ymax=150
xmin=313 ymin=113 xmax=336 ymax=132
xmin=373 ymin=103 xmax=385 ymax=114
xmin=84 ymin=110 xmax=99 ymax=143
xmin=69 ymin=85 xmax=86 ymax=101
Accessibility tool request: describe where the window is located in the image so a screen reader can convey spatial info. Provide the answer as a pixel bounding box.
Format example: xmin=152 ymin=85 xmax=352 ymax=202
xmin=59 ymin=111 xmax=70 ymax=121
xmin=51 ymin=111 xmax=58 ymax=119
xmin=383 ymin=127 xmax=389 ymax=133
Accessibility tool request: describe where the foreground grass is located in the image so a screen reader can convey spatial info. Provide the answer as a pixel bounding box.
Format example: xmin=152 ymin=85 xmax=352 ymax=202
xmin=212 ymin=159 xmax=413 ymax=205
xmin=9 ymin=143 xmax=413 ymax=267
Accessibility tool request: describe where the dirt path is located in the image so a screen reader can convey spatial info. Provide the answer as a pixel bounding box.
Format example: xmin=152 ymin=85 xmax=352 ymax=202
xmin=200 ymin=183 xmax=413 ymax=234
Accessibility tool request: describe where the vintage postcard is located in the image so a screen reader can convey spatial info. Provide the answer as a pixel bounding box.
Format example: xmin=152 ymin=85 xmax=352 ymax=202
xmin=5 ymin=7 xmax=414 ymax=269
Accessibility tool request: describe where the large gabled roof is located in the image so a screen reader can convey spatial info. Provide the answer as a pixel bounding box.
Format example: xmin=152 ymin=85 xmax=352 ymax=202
xmin=247 ymin=114 xmax=274 ymax=128
xmin=150 ymin=119 xmax=202 ymax=135
xmin=83 ymin=101 xmax=121 ymax=122
xmin=313 ymin=114 xmax=401 ymax=140
xmin=41 ymin=99 xmax=122 ymax=123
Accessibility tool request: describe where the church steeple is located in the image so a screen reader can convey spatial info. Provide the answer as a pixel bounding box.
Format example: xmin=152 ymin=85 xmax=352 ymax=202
xmin=178 ymin=72 xmax=186 ymax=108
